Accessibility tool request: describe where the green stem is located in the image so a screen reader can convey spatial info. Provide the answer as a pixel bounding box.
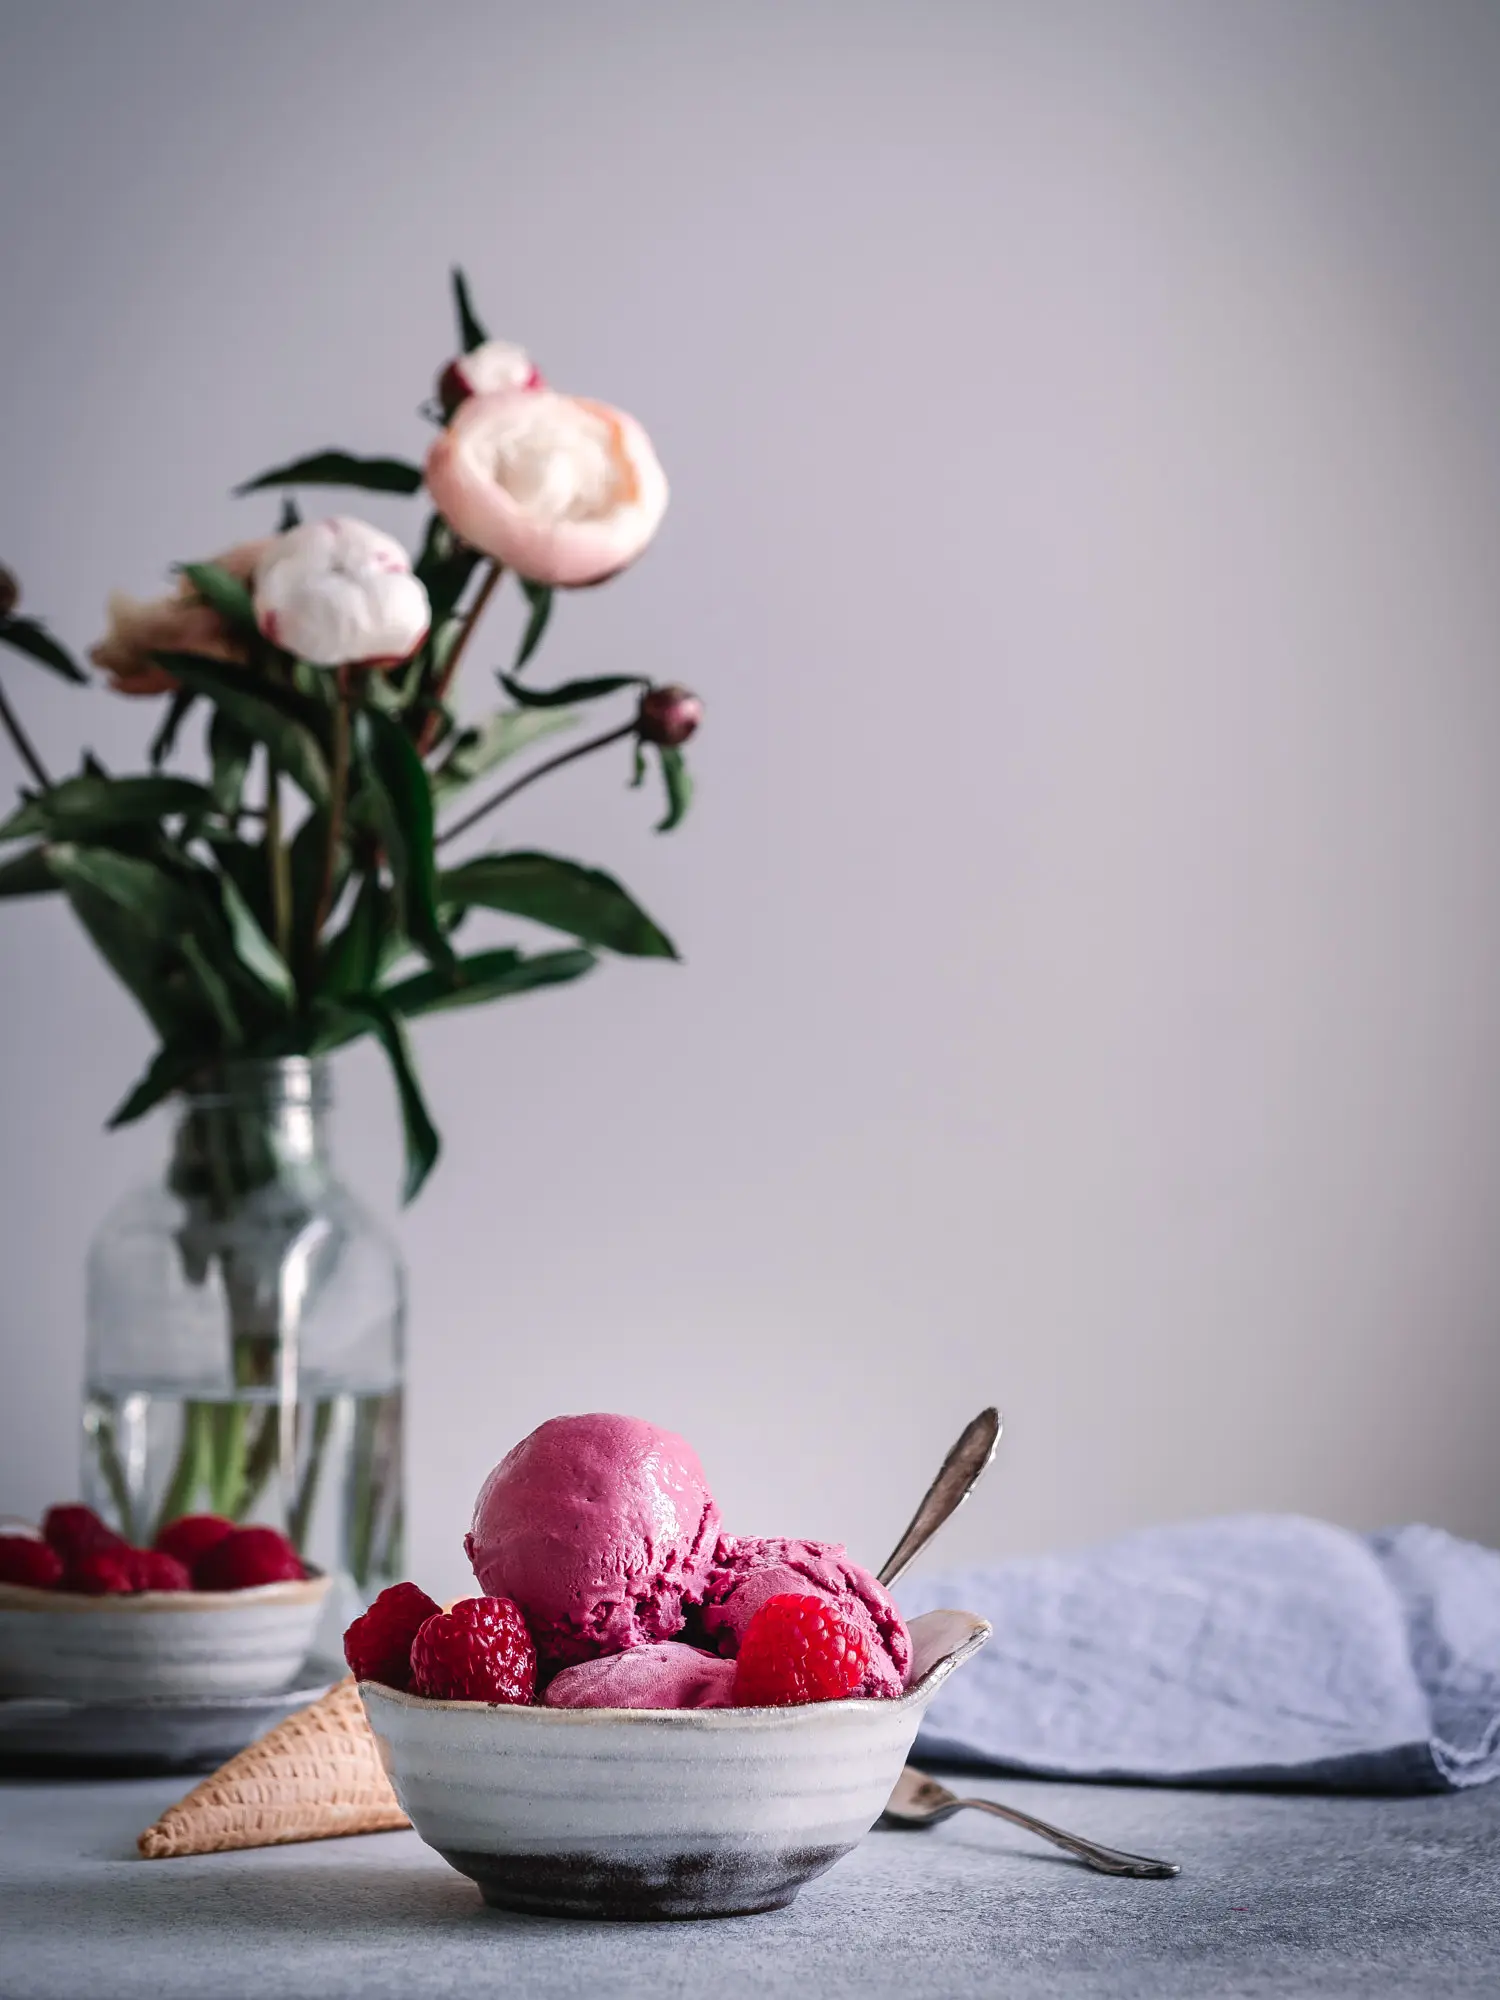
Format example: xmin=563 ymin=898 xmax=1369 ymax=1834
xmin=155 ymin=1401 xmax=213 ymax=1534
xmin=0 ymin=679 xmax=50 ymax=789
xmin=266 ymin=756 xmax=292 ymax=964
xmin=288 ymin=1399 xmax=334 ymax=1554
xmin=418 ymin=560 xmax=501 ymax=755
xmin=92 ymin=1409 xmax=139 ymax=1544
xmin=436 ymin=719 xmax=636 ymax=848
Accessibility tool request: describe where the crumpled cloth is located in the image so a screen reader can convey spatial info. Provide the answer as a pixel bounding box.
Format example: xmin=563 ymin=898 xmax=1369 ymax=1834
xmin=899 ymin=1517 xmax=1500 ymax=1792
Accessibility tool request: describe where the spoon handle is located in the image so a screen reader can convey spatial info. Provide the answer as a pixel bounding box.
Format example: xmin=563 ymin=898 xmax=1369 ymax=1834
xmin=958 ymin=1797 xmax=1179 ymax=1879
xmin=876 ymin=1408 xmax=1002 ymax=1588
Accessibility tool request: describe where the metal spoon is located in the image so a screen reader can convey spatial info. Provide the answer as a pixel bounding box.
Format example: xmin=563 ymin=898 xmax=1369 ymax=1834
xmin=882 ymin=1765 xmax=1180 ymax=1879
xmin=875 ymin=1412 xmax=1181 ymax=1881
xmin=877 ymin=1407 xmax=1003 ymax=1587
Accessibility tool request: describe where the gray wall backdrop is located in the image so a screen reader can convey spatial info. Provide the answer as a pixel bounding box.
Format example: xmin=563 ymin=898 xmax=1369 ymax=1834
xmin=2 ymin=0 xmax=1499 ymax=1601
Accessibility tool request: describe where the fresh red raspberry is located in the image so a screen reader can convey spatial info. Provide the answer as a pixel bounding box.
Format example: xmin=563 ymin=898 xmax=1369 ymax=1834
xmin=128 ymin=1549 xmax=192 ymax=1593
xmin=154 ymin=1514 xmax=236 ymax=1568
xmin=731 ymin=1593 xmax=870 ymax=1707
xmin=0 ymin=1535 xmax=64 ymax=1590
xmin=43 ymin=1504 xmax=127 ymax=1561
xmin=344 ymin=1581 xmax=443 ymax=1690
xmin=193 ymin=1526 xmax=305 ymax=1591
xmin=67 ymin=1548 xmax=137 ymax=1595
xmin=410 ymin=1597 xmax=537 ymax=1704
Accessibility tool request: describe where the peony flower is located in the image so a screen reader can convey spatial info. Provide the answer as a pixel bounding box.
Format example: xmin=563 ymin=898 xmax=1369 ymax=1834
xmin=0 ymin=563 xmax=19 ymax=620
xmin=252 ymin=517 xmax=430 ymax=668
xmin=90 ymin=540 xmax=269 ymax=696
xmin=438 ymin=339 xmax=543 ymax=415
xmin=425 ymin=387 xmax=668 ymax=588
xmin=636 ymin=684 xmax=703 ymax=748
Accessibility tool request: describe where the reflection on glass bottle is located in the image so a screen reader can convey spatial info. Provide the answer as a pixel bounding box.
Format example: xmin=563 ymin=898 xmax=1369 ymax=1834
xmin=84 ymin=1058 xmax=404 ymax=1630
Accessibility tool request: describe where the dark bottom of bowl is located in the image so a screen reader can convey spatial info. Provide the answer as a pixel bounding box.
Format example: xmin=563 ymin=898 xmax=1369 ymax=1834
xmin=441 ymin=1842 xmax=847 ymax=1922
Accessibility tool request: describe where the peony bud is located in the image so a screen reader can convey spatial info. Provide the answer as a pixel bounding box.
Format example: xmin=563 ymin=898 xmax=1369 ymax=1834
xmin=636 ymin=684 xmax=703 ymax=748
xmin=0 ymin=564 xmax=19 ymax=620
xmin=425 ymin=387 xmax=668 ymax=588
xmin=252 ymin=517 xmax=429 ymax=668
xmin=438 ymin=339 xmax=543 ymax=415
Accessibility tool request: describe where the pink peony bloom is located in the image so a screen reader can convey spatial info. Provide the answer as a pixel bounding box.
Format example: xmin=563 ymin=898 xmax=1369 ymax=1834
xmin=90 ymin=539 xmax=270 ymax=696
xmin=424 ymin=388 xmax=668 ymax=588
xmin=439 ymin=339 xmax=543 ymax=415
xmin=252 ymin=517 xmax=430 ymax=668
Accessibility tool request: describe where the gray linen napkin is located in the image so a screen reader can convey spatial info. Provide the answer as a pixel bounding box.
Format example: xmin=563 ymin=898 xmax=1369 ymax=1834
xmin=898 ymin=1517 xmax=1500 ymax=1793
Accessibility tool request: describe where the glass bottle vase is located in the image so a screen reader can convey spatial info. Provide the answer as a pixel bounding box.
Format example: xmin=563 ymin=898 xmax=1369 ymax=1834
xmin=82 ymin=1057 xmax=404 ymax=1637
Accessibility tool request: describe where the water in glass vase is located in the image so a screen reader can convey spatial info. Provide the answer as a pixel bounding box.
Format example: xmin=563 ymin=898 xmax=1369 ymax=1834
xmin=83 ymin=1059 xmax=406 ymax=1640
xmin=83 ymin=1386 xmax=404 ymax=1596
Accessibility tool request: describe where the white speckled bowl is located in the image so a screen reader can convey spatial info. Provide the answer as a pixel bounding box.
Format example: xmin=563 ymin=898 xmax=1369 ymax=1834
xmin=361 ymin=1606 xmax=989 ymax=1921
xmin=0 ymin=1573 xmax=330 ymax=1703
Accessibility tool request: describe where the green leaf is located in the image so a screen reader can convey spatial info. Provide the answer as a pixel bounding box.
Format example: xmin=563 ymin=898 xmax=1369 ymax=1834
xmin=431 ymin=707 xmax=576 ymax=804
xmin=499 ymin=671 xmax=646 ymax=709
xmin=344 ymin=994 xmax=440 ymax=1202
xmin=0 ymin=844 xmax=56 ymax=898
xmin=50 ymin=846 xmax=202 ymax=1040
xmin=437 ymin=851 xmax=677 ymax=959
xmin=320 ymin=871 xmax=387 ymax=998
xmin=150 ymin=689 xmax=198 ymax=769
xmin=177 ymin=562 xmax=258 ymax=636
xmin=181 ymin=933 xmax=243 ymax=1045
xmin=287 ymin=802 xmax=349 ymax=949
xmin=107 ymin=1044 xmax=204 ymax=1128
xmin=198 ymin=828 xmax=273 ymax=937
xmin=0 ymin=773 xmax=216 ymax=842
xmin=209 ymin=710 xmax=253 ymax=816
xmin=355 ymin=707 xmax=450 ymax=970
xmin=513 ymin=580 xmax=553 ymax=672
xmin=381 ymin=945 xmax=596 ymax=1020
xmin=219 ymin=872 xmax=296 ymax=1010
xmin=414 ymin=516 xmax=482 ymax=626
xmin=0 ymin=615 xmax=87 ymax=683
xmin=451 ymin=266 xmax=488 ymax=353
xmin=278 ymin=497 xmax=302 ymax=532
xmin=156 ymin=655 xmax=329 ymax=806
xmin=630 ymin=740 xmax=647 ymax=789
xmin=234 ymin=451 xmax=424 ymax=498
xmin=656 ymin=744 xmax=693 ymax=833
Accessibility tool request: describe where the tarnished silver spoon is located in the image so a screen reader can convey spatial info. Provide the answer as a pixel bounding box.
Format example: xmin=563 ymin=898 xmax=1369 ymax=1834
xmin=876 ymin=1410 xmax=1181 ymax=1880
xmin=877 ymin=1407 xmax=1002 ymax=1588
xmin=882 ymin=1766 xmax=1180 ymax=1878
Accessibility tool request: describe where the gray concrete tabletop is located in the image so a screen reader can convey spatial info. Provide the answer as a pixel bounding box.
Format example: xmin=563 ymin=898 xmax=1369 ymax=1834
xmin=2 ymin=1769 xmax=1497 ymax=2000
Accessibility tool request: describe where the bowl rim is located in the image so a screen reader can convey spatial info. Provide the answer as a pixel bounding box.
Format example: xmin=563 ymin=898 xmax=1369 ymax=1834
xmin=0 ymin=1569 xmax=329 ymax=1615
xmin=360 ymin=1605 xmax=990 ymax=1728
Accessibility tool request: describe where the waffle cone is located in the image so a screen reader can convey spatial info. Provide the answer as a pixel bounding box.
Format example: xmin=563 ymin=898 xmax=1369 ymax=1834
xmin=138 ymin=1677 xmax=408 ymax=1858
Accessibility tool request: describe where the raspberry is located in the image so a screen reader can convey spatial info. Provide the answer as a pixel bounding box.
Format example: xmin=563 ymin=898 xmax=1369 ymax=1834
xmin=67 ymin=1548 xmax=137 ymax=1595
xmin=154 ymin=1514 xmax=236 ymax=1568
xmin=410 ymin=1597 xmax=537 ymax=1704
xmin=43 ymin=1504 xmax=127 ymax=1561
xmin=0 ymin=1535 xmax=64 ymax=1590
xmin=129 ymin=1549 xmax=191 ymax=1593
xmin=193 ymin=1526 xmax=305 ymax=1591
xmin=344 ymin=1581 xmax=443 ymax=1691
xmin=731 ymin=1593 xmax=870 ymax=1707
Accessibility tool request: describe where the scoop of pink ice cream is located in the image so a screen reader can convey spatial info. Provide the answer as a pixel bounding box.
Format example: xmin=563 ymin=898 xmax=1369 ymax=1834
xmin=542 ymin=1641 xmax=737 ymax=1710
xmin=697 ymin=1536 xmax=912 ymax=1698
xmin=465 ymin=1413 xmax=722 ymax=1668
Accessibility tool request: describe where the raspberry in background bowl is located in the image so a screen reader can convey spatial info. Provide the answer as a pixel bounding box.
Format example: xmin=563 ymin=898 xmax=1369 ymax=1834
xmin=0 ymin=1509 xmax=329 ymax=1703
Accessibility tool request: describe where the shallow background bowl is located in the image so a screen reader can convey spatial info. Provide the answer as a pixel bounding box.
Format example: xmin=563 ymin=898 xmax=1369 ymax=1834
xmin=0 ymin=1574 xmax=330 ymax=1703
xmin=361 ymin=1606 xmax=989 ymax=1921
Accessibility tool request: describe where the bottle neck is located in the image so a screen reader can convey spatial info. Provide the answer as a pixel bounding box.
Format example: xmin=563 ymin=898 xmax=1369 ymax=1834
xmin=169 ymin=1058 xmax=333 ymax=1202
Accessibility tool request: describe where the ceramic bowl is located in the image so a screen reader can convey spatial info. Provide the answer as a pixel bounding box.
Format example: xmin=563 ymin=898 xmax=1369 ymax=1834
xmin=361 ymin=1606 xmax=989 ymax=1921
xmin=0 ymin=1573 xmax=330 ymax=1703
